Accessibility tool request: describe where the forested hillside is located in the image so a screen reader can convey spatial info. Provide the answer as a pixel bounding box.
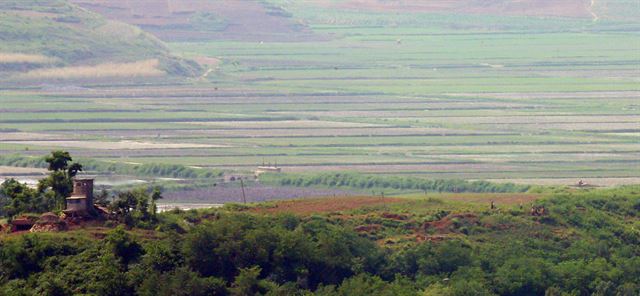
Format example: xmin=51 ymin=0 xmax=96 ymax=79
xmin=1 ymin=185 xmax=639 ymax=295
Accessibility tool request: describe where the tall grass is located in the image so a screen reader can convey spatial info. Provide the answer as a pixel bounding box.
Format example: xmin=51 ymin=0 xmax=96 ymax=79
xmin=19 ymin=59 xmax=165 ymax=80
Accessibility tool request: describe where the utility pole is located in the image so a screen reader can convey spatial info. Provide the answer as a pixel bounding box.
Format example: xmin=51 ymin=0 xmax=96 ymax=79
xmin=240 ymin=179 xmax=247 ymax=204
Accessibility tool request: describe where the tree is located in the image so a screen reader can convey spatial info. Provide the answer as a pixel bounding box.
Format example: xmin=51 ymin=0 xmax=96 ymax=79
xmin=230 ymin=266 xmax=265 ymax=296
xmin=94 ymin=189 xmax=111 ymax=207
xmin=450 ymin=280 xmax=495 ymax=296
xmin=104 ymin=226 xmax=143 ymax=267
xmin=138 ymin=267 xmax=227 ymax=296
xmin=149 ymin=186 xmax=162 ymax=221
xmin=109 ymin=187 xmax=162 ymax=227
xmin=334 ymin=274 xmax=417 ymax=296
xmin=494 ymin=258 xmax=554 ymax=296
xmin=92 ymin=254 xmax=135 ymax=296
xmin=38 ymin=150 xmax=83 ymax=210
xmin=1 ymin=179 xmax=49 ymax=217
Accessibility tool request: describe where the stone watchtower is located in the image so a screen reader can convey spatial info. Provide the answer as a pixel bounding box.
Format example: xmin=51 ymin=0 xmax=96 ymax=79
xmin=64 ymin=178 xmax=95 ymax=216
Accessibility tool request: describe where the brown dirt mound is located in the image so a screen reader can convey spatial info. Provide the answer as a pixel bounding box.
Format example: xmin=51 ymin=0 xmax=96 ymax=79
xmin=423 ymin=213 xmax=479 ymax=234
xmin=355 ymin=224 xmax=382 ymax=233
xmin=251 ymin=196 xmax=404 ymax=215
xmin=415 ymin=234 xmax=450 ymax=243
xmin=380 ymin=212 xmax=408 ymax=221
xmin=38 ymin=212 xmax=60 ymax=223
xmin=30 ymin=222 xmax=67 ymax=233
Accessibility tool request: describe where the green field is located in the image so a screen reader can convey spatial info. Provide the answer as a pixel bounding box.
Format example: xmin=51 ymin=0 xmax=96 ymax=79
xmin=1 ymin=1 xmax=639 ymax=186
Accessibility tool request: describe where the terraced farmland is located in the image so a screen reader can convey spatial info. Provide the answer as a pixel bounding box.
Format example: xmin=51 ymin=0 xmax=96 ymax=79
xmin=1 ymin=85 xmax=638 ymax=186
xmin=1 ymin=1 xmax=638 ymax=187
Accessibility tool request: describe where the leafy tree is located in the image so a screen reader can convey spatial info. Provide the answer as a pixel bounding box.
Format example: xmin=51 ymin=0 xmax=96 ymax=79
xmin=110 ymin=187 xmax=162 ymax=227
xmin=45 ymin=151 xmax=73 ymax=172
xmin=316 ymin=274 xmax=418 ymax=296
xmin=149 ymin=186 xmax=162 ymax=221
xmin=35 ymin=278 xmax=71 ymax=296
xmin=139 ymin=237 xmax=183 ymax=273
xmin=391 ymin=240 xmax=472 ymax=278
xmin=422 ymin=283 xmax=451 ymax=296
xmin=1 ymin=179 xmax=49 ymax=216
xmin=139 ymin=267 xmax=227 ymax=296
xmin=494 ymin=257 xmax=554 ymax=296
xmin=37 ymin=150 xmax=83 ymax=210
xmin=183 ymin=222 xmax=222 ymax=277
xmin=433 ymin=241 xmax=473 ymax=274
xmin=230 ymin=266 xmax=268 ymax=296
xmin=92 ymin=253 xmax=135 ymax=296
xmin=450 ymin=280 xmax=495 ymax=296
xmin=104 ymin=226 xmax=143 ymax=267
xmin=94 ymin=188 xmax=111 ymax=207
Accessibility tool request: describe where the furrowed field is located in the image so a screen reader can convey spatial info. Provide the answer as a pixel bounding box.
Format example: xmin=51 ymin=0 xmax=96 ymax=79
xmin=1 ymin=4 xmax=639 ymax=188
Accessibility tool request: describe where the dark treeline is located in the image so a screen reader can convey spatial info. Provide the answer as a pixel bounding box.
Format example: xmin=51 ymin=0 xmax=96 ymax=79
xmin=1 ymin=186 xmax=639 ymax=295
xmin=261 ymin=172 xmax=531 ymax=193
xmin=0 ymin=154 xmax=222 ymax=179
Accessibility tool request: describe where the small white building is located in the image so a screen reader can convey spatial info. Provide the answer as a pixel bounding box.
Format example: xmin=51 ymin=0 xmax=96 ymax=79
xmin=254 ymin=165 xmax=281 ymax=177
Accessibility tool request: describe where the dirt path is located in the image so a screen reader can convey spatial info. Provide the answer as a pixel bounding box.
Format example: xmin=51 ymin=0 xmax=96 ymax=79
xmin=590 ymin=0 xmax=600 ymax=21
xmin=201 ymin=68 xmax=214 ymax=79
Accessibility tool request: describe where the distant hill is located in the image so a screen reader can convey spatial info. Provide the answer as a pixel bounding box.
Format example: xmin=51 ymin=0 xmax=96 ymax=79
xmin=69 ymin=0 xmax=318 ymax=42
xmin=0 ymin=0 xmax=202 ymax=84
xmin=64 ymin=0 xmax=639 ymax=44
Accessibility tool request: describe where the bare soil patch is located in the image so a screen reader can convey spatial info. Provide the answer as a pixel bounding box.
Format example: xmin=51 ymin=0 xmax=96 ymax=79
xmin=19 ymin=59 xmax=164 ymax=80
xmin=486 ymin=122 xmax=640 ymax=131
xmin=0 ymin=166 xmax=47 ymax=176
xmin=420 ymin=115 xmax=640 ymax=125
xmin=193 ymin=56 xmax=221 ymax=67
xmin=329 ymin=0 xmax=592 ymax=18
xmin=185 ymin=120 xmax=385 ymax=129
xmin=157 ymin=127 xmax=497 ymax=138
xmin=0 ymin=132 xmax=59 ymax=141
xmin=0 ymin=52 xmax=56 ymax=64
xmin=162 ymin=183 xmax=359 ymax=204
xmin=3 ymin=140 xmax=227 ymax=150
xmin=450 ymin=91 xmax=640 ymax=100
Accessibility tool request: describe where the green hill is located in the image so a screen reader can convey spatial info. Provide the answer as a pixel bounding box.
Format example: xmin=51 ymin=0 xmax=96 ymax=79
xmin=0 ymin=0 xmax=201 ymax=83
xmin=1 ymin=185 xmax=639 ymax=295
